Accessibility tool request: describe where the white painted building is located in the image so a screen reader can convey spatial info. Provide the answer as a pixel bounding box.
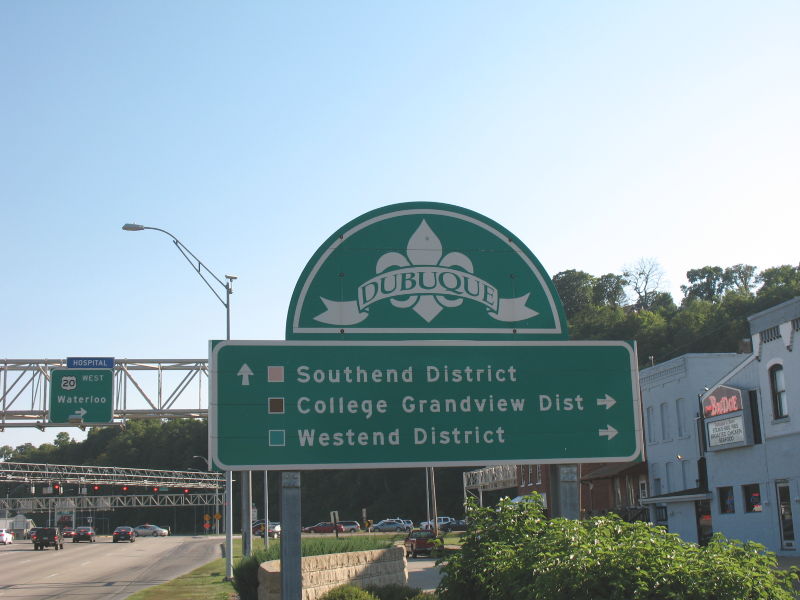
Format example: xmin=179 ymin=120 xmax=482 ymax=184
xmin=639 ymin=352 xmax=747 ymax=544
xmin=702 ymin=297 xmax=800 ymax=554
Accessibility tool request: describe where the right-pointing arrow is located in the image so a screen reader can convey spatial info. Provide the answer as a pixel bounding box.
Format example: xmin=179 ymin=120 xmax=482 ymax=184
xmin=599 ymin=425 xmax=618 ymax=440
xmin=597 ymin=394 xmax=616 ymax=409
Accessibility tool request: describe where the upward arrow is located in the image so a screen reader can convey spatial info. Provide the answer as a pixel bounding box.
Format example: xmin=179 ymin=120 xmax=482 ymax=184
xmin=597 ymin=394 xmax=616 ymax=410
xmin=237 ymin=364 xmax=254 ymax=386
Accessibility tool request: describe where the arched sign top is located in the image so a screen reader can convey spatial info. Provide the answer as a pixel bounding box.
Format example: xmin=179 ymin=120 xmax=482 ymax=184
xmin=286 ymin=202 xmax=568 ymax=340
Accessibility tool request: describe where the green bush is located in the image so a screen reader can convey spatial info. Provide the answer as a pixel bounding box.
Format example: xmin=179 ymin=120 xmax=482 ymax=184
xmin=438 ymin=495 xmax=798 ymax=600
xmin=364 ymin=582 xmax=423 ymax=600
xmin=320 ymin=584 xmax=378 ymax=599
xmin=232 ymin=537 xmax=397 ymax=600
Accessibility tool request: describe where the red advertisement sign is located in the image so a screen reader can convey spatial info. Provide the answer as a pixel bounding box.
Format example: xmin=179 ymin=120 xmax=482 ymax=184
xmin=703 ymin=385 xmax=743 ymax=418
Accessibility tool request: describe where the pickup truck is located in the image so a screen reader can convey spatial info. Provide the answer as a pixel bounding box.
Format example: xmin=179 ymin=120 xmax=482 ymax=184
xmin=404 ymin=530 xmax=442 ymax=558
xmin=32 ymin=527 xmax=64 ymax=550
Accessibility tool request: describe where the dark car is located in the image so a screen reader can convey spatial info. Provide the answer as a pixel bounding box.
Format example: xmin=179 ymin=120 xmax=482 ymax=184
xmin=73 ymin=526 xmax=96 ymax=543
xmin=32 ymin=527 xmax=64 ymax=550
xmin=441 ymin=519 xmax=467 ymax=532
xmin=61 ymin=526 xmax=76 ymax=539
xmin=112 ymin=526 xmax=136 ymax=543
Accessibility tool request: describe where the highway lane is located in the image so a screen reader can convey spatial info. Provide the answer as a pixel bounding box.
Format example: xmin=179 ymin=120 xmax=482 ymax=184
xmin=0 ymin=534 xmax=223 ymax=599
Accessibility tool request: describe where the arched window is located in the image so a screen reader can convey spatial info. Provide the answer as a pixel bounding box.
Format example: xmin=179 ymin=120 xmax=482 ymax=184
xmin=770 ymin=364 xmax=788 ymax=419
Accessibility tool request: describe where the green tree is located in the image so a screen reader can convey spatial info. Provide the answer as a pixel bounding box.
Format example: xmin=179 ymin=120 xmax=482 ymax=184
xmin=552 ymin=270 xmax=595 ymax=319
xmin=592 ymin=273 xmax=627 ymax=307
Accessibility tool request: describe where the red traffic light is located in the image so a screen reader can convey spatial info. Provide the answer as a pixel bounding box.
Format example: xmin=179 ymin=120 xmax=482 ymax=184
xmin=152 ymin=486 xmax=160 ymax=493
xmin=121 ymin=485 xmax=129 ymax=492
xmin=92 ymin=485 xmax=101 ymax=492
xmin=182 ymin=488 xmax=190 ymax=494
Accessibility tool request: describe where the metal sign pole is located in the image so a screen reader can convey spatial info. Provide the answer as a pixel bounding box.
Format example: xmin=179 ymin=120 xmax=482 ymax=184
xmin=280 ymin=472 xmax=302 ymax=600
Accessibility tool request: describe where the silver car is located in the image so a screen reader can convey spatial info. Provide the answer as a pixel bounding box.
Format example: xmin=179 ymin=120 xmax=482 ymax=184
xmin=134 ymin=524 xmax=168 ymax=537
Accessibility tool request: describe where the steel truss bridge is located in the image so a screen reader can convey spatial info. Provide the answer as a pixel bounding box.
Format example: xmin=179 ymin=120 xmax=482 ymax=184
xmin=0 ymin=461 xmax=225 ymax=510
xmin=1 ymin=358 xmax=210 ymax=429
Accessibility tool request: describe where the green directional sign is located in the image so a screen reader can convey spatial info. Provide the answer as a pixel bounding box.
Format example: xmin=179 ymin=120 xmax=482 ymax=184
xmin=210 ymin=340 xmax=642 ymax=470
xmin=49 ymin=368 xmax=114 ymax=424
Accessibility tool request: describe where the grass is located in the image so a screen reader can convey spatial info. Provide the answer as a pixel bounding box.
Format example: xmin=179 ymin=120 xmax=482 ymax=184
xmin=125 ymin=533 xmax=411 ymax=600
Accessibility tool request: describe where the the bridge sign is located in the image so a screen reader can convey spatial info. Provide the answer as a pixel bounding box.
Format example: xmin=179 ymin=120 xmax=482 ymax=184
xmin=49 ymin=368 xmax=114 ymax=424
xmin=210 ymin=340 xmax=641 ymax=470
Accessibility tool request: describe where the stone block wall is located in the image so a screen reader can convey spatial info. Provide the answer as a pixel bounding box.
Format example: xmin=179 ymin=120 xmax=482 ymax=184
xmin=258 ymin=545 xmax=407 ymax=600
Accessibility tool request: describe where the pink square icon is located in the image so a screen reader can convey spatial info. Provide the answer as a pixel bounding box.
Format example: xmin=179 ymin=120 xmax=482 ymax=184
xmin=267 ymin=366 xmax=284 ymax=383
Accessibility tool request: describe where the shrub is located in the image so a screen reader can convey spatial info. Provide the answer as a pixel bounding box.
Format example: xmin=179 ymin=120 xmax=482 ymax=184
xmin=438 ymin=495 xmax=798 ymax=600
xmin=320 ymin=584 xmax=378 ymax=599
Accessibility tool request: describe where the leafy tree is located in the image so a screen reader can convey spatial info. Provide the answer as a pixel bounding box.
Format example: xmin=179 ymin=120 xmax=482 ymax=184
xmin=724 ymin=263 xmax=757 ymax=293
xmin=592 ymin=273 xmax=627 ymax=307
xmin=552 ymin=270 xmax=595 ymax=319
xmin=681 ymin=265 xmax=727 ymax=302
xmin=755 ymin=264 xmax=800 ymax=307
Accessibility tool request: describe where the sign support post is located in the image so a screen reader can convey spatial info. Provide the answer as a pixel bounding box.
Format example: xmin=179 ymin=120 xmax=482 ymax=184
xmin=280 ymin=472 xmax=302 ymax=599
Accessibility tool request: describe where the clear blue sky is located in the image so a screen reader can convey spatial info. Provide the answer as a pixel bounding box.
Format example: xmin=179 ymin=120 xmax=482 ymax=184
xmin=2 ymin=1 xmax=798 ymax=450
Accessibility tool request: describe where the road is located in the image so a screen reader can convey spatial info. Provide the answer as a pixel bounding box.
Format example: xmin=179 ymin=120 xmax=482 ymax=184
xmin=406 ymin=555 xmax=444 ymax=592
xmin=0 ymin=534 xmax=223 ymax=599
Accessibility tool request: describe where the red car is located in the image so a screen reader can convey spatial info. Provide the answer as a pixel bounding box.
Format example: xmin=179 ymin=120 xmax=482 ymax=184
xmin=302 ymin=522 xmax=344 ymax=533
xmin=61 ymin=527 xmax=76 ymax=539
xmin=404 ymin=530 xmax=442 ymax=558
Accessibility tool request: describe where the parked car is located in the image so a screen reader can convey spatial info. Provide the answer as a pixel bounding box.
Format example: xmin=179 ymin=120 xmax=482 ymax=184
xmin=387 ymin=517 xmax=414 ymax=531
xmin=61 ymin=526 xmax=76 ymax=539
xmin=134 ymin=524 xmax=168 ymax=537
xmin=0 ymin=528 xmax=14 ymax=545
xmin=339 ymin=520 xmax=361 ymax=533
xmin=404 ymin=529 xmax=442 ymax=558
xmin=32 ymin=527 xmax=64 ymax=550
xmin=420 ymin=516 xmax=456 ymax=531
xmin=441 ymin=519 xmax=468 ymax=532
xmin=302 ymin=522 xmax=344 ymax=533
xmin=372 ymin=519 xmax=407 ymax=532
xmin=73 ymin=526 xmax=96 ymax=542
xmin=112 ymin=526 xmax=136 ymax=543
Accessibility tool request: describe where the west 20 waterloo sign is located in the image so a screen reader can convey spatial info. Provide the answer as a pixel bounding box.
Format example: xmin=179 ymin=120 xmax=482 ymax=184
xmin=210 ymin=203 xmax=643 ymax=469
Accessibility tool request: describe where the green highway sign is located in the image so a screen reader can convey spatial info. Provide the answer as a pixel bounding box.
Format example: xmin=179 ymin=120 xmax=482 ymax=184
xmin=210 ymin=340 xmax=642 ymax=470
xmin=49 ymin=368 xmax=114 ymax=424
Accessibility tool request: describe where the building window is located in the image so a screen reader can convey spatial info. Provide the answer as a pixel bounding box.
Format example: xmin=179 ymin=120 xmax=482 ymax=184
xmin=665 ymin=462 xmax=675 ymax=493
xmin=639 ymin=477 xmax=648 ymax=499
xmin=681 ymin=461 xmax=690 ymax=490
xmin=646 ymin=406 xmax=655 ymax=443
xmin=535 ymin=465 xmax=542 ymax=484
xmin=653 ymin=477 xmax=662 ymax=496
xmin=676 ymin=398 xmax=687 ymax=438
xmin=719 ymin=486 xmax=736 ymax=514
xmin=654 ymin=506 xmax=667 ymax=522
xmin=770 ymin=364 xmax=788 ymax=419
xmin=660 ymin=402 xmax=670 ymax=441
xmin=748 ymin=390 xmax=762 ymax=444
xmin=744 ymin=484 xmax=762 ymax=512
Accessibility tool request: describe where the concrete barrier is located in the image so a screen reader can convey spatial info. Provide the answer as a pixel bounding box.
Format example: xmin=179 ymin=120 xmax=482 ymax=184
xmin=257 ymin=545 xmax=407 ymax=600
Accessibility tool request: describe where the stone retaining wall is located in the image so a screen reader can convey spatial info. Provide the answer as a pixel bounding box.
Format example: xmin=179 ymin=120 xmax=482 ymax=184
xmin=257 ymin=545 xmax=407 ymax=600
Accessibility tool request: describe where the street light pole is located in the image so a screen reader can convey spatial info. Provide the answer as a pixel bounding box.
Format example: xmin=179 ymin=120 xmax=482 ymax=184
xmin=122 ymin=223 xmax=241 ymax=579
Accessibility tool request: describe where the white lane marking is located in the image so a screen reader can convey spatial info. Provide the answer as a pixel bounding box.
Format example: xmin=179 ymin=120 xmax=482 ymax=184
xmin=45 ymin=572 xmax=60 ymax=578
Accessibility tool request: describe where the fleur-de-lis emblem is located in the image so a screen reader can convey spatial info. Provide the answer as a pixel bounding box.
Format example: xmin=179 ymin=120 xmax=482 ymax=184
xmin=313 ymin=219 xmax=538 ymax=326
xmin=375 ymin=221 xmax=473 ymax=322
